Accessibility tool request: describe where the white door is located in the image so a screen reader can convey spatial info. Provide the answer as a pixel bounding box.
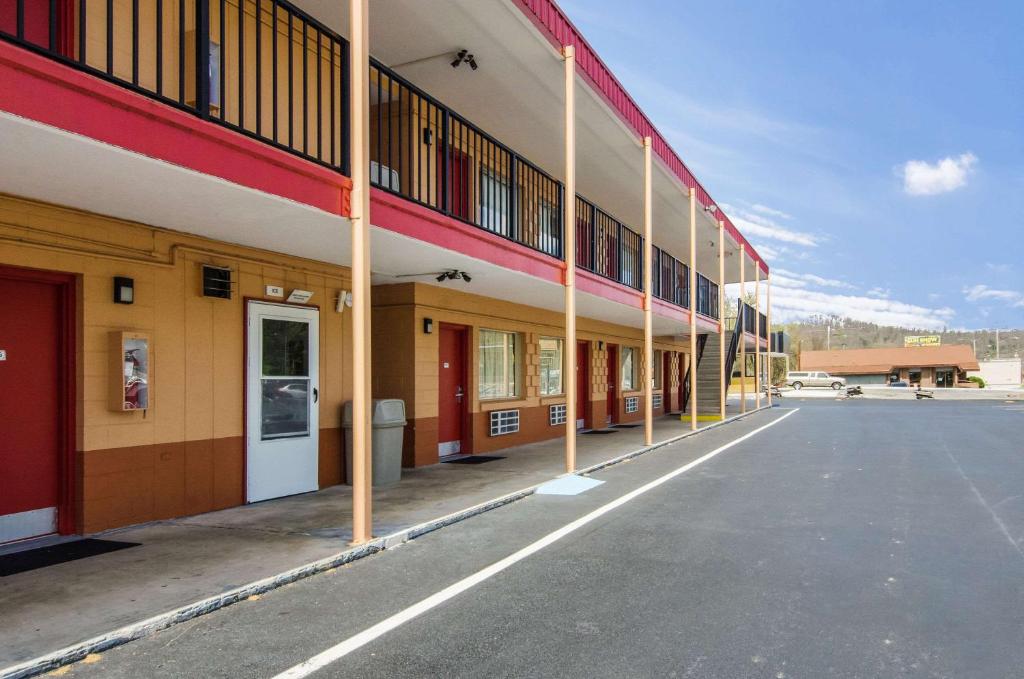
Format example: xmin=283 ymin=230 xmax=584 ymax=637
xmin=246 ymin=302 xmax=319 ymax=502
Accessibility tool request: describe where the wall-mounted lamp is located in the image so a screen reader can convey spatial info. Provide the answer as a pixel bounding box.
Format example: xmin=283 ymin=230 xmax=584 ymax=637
xmin=423 ymin=317 xmax=434 ymax=334
xmin=422 ymin=128 xmax=433 ymax=146
xmin=598 ymin=341 xmax=605 ymax=351
xmin=113 ymin=276 xmax=134 ymax=304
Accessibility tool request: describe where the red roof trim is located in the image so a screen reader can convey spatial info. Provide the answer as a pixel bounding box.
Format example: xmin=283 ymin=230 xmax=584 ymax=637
xmin=511 ymin=0 xmax=768 ymax=275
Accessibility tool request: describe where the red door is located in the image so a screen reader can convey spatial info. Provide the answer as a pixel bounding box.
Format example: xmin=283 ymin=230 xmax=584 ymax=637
xmin=438 ymin=325 xmax=467 ymax=456
xmin=0 ymin=0 xmax=74 ymax=54
xmin=576 ymin=340 xmax=589 ymax=430
xmin=0 ymin=268 xmax=74 ymax=543
xmin=606 ymin=344 xmax=618 ymax=425
xmin=438 ymin=146 xmax=471 ymax=221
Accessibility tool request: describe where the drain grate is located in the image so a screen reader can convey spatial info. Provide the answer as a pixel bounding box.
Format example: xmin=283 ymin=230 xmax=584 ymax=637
xmin=443 ymin=455 xmax=506 ymax=465
xmin=581 ymin=429 xmax=617 ymax=435
xmin=0 ymin=538 xmax=140 ymax=577
xmin=610 ymin=424 xmax=640 ymax=429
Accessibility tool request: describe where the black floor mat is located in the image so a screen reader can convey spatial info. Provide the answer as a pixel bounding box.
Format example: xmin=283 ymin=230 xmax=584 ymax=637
xmin=0 ymin=538 xmax=140 ymax=577
xmin=581 ymin=429 xmax=617 ymax=435
xmin=443 ymin=455 xmax=506 ymax=465
xmin=610 ymin=424 xmax=640 ymax=428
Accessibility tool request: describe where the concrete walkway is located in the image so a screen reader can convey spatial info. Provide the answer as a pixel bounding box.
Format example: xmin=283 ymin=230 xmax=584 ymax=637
xmin=0 ymin=406 xmax=757 ymax=669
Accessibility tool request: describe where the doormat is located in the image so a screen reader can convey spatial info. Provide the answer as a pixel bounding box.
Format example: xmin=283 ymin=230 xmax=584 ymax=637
xmin=0 ymin=538 xmax=141 ymax=577
xmin=610 ymin=424 xmax=640 ymax=428
xmin=443 ymin=455 xmax=506 ymax=465
xmin=581 ymin=429 xmax=617 ymax=435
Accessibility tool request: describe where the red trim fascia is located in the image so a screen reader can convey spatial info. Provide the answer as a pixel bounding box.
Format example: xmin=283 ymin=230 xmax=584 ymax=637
xmin=0 ymin=41 xmax=352 ymax=217
xmin=370 ymin=188 xmax=564 ymax=284
xmin=0 ymin=264 xmax=77 ymax=535
xmin=576 ymin=268 xmax=642 ymax=308
xmin=651 ymin=297 xmax=688 ymax=324
xmin=696 ymin=313 xmax=721 ymax=335
xmin=511 ymin=0 xmax=768 ymax=276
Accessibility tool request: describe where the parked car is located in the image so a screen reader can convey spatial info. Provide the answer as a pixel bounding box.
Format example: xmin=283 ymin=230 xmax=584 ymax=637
xmin=889 ymin=380 xmax=909 ymax=388
xmin=786 ymin=371 xmax=847 ymax=390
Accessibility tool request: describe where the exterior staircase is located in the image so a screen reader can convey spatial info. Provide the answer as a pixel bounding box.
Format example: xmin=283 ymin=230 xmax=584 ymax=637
xmin=695 ymin=332 xmax=726 ymax=416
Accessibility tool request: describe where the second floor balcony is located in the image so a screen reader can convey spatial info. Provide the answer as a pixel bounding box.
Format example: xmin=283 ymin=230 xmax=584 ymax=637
xmin=0 ymin=0 xmax=726 ymax=323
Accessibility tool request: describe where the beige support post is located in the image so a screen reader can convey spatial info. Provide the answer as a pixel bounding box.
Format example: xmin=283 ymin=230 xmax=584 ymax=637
xmin=688 ymin=188 xmax=697 ymax=431
xmin=348 ymin=0 xmax=372 ymax=545
xmin=563 ymin=45 xmax=577 ymax=473
xmin=755 ymin=263 xmax=761 ymax=409
xmin=642 ymin=137 xmax=654 ymax=446
xmin=739 ymin=244 xmax=746 ymax=414
xmin=767 ymin=274 xmax=773 ymax=407
xmin=718 ymin=220 xmax=726 ymax=420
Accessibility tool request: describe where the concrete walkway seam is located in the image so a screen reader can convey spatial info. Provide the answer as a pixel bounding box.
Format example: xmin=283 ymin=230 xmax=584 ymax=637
xmin=0 ymin=405 xmax=772 ymax=679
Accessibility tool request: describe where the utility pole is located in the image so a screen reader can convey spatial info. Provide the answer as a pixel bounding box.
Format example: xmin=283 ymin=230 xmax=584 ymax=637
xmin=827 ymin=325 xmax=831 ymax=351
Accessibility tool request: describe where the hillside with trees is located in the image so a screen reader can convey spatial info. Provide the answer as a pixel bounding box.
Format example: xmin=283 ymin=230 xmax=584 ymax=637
xmin=775 ymin=316 xmax=1024 ymax=366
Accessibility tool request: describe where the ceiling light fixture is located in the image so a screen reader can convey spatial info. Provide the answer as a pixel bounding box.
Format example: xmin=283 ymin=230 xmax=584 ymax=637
xmin=450 ymin=49 xmax=478 ymax=70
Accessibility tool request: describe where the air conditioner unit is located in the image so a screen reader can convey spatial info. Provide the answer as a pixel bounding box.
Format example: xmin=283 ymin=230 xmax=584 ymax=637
xmin=370 ymin=161 xmax=400 ymax=191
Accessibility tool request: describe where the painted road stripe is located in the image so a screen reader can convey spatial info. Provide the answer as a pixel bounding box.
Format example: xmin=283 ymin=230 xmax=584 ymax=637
xmin=272 ymin=408 xmax=801 ymax=679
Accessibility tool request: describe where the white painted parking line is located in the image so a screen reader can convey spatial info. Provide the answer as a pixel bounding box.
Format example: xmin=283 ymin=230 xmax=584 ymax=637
xmin=272 ymin=408 xmax=801 ymax=679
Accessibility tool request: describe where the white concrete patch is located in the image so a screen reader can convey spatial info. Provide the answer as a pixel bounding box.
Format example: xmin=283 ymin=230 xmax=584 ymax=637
xmin=271 ymin=409 xmax=801 ymax=679
xmin=535 ymin=475 xmax=604 ymax=496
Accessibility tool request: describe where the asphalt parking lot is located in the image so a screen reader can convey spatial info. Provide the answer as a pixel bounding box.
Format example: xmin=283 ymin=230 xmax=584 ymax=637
xmin=35 ymin=400 xmax=1024 ymax=678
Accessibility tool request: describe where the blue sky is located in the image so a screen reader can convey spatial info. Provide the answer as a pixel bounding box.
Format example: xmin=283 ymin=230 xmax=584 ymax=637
xmin=561 ymin=0 xmax=1024 ymax=330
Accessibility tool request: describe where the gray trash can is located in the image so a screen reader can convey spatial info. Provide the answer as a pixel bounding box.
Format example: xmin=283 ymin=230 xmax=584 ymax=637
xmin=343 ymin=399 xmax=407 ymax=487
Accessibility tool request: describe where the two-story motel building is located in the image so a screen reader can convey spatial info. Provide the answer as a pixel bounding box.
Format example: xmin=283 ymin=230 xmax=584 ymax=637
xmin=0 ymin=0 xmax=771 ymax=546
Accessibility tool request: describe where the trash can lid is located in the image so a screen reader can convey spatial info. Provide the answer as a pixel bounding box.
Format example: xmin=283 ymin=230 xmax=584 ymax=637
xmin=372 ymin=399 xmax=406 ymax=425
xmin=342 ymin=399 xmax=406 ymax=426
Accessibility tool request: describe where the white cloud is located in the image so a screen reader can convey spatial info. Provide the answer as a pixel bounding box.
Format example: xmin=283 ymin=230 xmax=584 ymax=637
xmin=866 ymin=287 xmax=891 ymax=299
xmin=901 ymin=152 xmax=977 ymax=196
xmin=751 ymin=203 xmax=792 ymax=220
xmin=767 ymin=286 xmax=955 ymax=330
xmin=963 ymin=284 xmax=1024 ymax=307
xmin=721 ymin=204 xmax=820 ymax=247
xmin=774 ymin=268 xmax=853 ymax=289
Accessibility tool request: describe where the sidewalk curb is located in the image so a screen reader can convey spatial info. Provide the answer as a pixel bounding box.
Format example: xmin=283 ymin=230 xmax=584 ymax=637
xmin=0 ymin=405 xmax=773 ymax=679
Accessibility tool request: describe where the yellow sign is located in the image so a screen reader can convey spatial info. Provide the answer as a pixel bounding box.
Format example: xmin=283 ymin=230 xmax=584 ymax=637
xmin=904 ymin=335 xmax=941 ymax=347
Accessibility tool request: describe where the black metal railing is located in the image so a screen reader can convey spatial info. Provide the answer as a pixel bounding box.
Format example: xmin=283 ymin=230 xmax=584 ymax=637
xmin=741 ymin=301 xmax=757 ymax=334
xmin=574 ymin=196 xmax=642 ymax=290
xmin=651 ymin=246 xmax=688 ymax=306
xmin=369 ymin=59 xmax=562 ymax=258
xmin=695 ymin=273 xmax=719 ymax=319
xmin=0 ymin=0 xmax=349 ymax=174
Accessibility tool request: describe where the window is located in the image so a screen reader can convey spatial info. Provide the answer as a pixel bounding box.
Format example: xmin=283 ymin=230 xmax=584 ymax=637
xmin=539 ymin=337 xmax=564 ymax=396
xmin=653 ymin=350 xmax=663 ymax=389
xmin=621 ymin=347 xmax=637 ymax=391
xmin=478 ymin=167 xmax=510 ymax=237
xmin=479 ymin=330 xmax=519 ymax=400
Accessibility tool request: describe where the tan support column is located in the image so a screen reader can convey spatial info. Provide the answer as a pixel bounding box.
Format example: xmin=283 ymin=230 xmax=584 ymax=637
xmin=755 ymin=263 xmax=761 ymax=409
xmin=739 ymin=244 xmax=746 ymax=414
xmin=642 ymin=137 xmax=654 ymax=445
xmin=563 ymin=45 xmax=577 ymax=473
xmin=767 ymin=274 xmax=773 ymax=407
xmin=348 ymin=0 xmax=372 ymax=545
xmin=688 ymin=188 xmax=697 ymax=431
xmin=718 ymin=220 xmax=725 ymax=420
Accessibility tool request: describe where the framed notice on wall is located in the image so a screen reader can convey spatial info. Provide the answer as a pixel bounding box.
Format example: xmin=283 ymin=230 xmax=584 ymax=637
xmin=109 ymin=331 xmax=151 ymax=411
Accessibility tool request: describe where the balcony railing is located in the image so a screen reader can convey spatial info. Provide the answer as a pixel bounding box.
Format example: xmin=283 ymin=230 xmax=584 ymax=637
xmin=651 ymin=246 xmax=688 ymax=307
xmin=695 ymin=273 xmax=719 ymax=319
xmin=1 ymin=0 xmax=350 ymax=174
xmin=741 ymin=301 xmax=757 ymax=335
xmin=369 ymin=59 xmax=562 ymax=258
xmin=575 ymin=196 xmax=642 ymax=290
